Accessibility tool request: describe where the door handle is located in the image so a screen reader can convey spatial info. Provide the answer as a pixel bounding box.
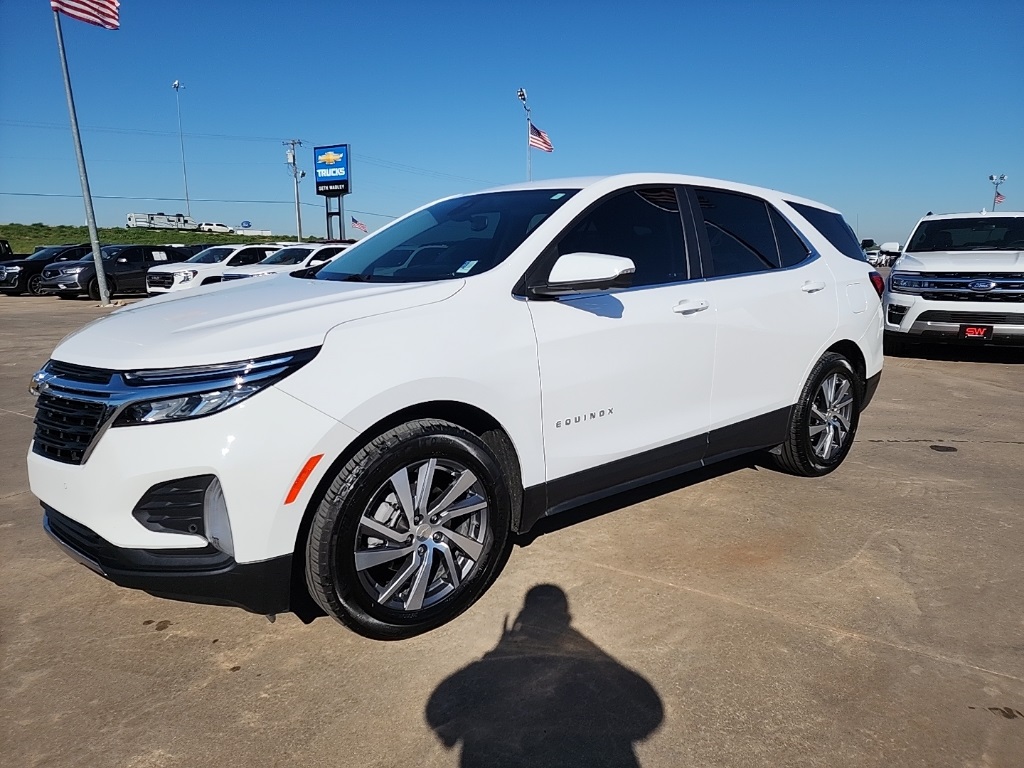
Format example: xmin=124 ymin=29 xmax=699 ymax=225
xmin=801 ymin=281 xmax=827 ymax=293
xmin=673 ymin=299 xmax=710 ymax=315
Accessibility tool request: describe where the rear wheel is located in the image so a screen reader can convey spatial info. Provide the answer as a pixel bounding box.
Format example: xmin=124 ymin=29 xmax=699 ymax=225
xmin=770 ymin=352 xmax=861 ymax=477
xmin=305 ymin=419 xmax=513 ymax=640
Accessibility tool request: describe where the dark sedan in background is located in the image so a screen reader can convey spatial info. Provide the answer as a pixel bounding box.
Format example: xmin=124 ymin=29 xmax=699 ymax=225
xmin=0 ymin=243 xmax=93 ymax=296
xmin=39 ymin=244 xmax=191 ymax=299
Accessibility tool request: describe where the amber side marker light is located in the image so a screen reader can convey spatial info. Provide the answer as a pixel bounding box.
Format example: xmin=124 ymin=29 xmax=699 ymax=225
xmin=285 ymin=454 xmax=325 ymax=505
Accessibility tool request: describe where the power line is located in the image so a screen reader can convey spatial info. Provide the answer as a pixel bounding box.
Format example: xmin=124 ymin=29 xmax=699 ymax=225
xmin=0 ymin=191 xmax=397 ymax=219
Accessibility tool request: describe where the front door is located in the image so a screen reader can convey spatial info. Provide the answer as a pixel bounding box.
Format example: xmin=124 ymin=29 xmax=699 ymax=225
xmin=527 ymin=186 xmax=715 ymax=508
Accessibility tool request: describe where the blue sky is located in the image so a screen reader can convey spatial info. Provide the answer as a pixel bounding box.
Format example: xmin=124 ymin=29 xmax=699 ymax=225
xmin=1 ymin=1 xmax=1021 ymax=242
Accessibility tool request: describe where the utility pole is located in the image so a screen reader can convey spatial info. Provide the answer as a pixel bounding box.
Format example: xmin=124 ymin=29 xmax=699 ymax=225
xmin=989 ymin=174 xmax=1007 ymax=209
xmin=172 ymin=80 xmax=191 ymax=217
xmin=284 ymin=139 xmax=305 ymax=241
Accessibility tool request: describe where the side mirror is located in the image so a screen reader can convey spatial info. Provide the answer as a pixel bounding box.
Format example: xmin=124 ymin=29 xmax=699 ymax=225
xmin=309 ymin=259 xmax=326 ymax=266
xmin=530 ymin=252 xmax=635 ymax=298
xmin=879 ymin=242 xmax=901 ymax=254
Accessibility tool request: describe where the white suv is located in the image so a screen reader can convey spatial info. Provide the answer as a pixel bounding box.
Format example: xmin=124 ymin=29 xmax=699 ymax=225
xmin=28 ymin=174 xmax=883 ymax=639
xmin=220 ymin=243 xmax=348 ymax=282
xmin=146 ymin=244 xmax=282 ymax=295
xmin=884 ymin=212 xmax=1024 ymax=347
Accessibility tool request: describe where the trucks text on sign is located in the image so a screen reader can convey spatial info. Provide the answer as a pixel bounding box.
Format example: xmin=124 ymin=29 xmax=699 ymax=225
xmin=314 ymin=144 xmax=350 ymax=197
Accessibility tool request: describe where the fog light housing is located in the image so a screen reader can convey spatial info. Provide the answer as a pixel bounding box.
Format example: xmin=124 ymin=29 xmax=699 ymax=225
xmin=204 ymin=477 xmax=234 ymax=557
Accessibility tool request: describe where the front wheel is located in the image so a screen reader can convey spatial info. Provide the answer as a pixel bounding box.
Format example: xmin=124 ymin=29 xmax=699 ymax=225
xmin=87 ymin=278 xmax=114 ymax=301
xmin=769 ymin=352 xmax=862 ymax=477
xmin=305 ymin=419 xmax=513 ymax=640
xmin=26 ymin=274 xmax=44 ymax=296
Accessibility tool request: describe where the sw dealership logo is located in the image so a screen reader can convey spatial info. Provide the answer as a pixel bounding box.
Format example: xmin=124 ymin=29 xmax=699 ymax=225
xmin=317 ymin=151 xmax=344 ymax=165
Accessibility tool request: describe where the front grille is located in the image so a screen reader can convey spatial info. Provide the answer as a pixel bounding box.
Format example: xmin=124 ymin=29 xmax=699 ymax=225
xmin=917 ymin=310 xmax=1024 ymax=325
xmin=893 ymin=271 xmax=1024 ymax=304
xmin=46 ymin=360 xmax=113 ymax=385
xmin=33 ymin=393 xmax=111 ymax=465
xmin=42 ymin=268 xmax=60 ymax=279
xmin=147 ymin=273 xmax=173 ymax=289
xmin=920 ymin=291 xmax=1024 ymax=303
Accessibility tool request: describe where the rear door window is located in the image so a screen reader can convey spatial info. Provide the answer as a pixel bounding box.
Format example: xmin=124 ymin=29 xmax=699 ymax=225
xmin=692 ymin=188 xmax=779 ymax=276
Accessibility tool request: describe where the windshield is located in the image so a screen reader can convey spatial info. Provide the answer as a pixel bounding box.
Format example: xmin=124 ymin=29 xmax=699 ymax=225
xmin=261 ymin=247 xmax=313 ymax=265
xmin=315 ymin=189 xmax=579 ymax=284
xmin=907 ymin=216 xmax=1024 ymax=252
xmin=187 ymin=247 xmax=235 ymax=264
xmin=27 ymin=247 xmax=70 ymax=261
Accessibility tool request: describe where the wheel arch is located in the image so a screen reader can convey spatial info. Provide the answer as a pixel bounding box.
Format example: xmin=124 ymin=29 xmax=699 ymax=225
xmin=825 ymin=339 xmax=866 ymax=388
xmin=286 ymin=399 xmax=525 ymax=622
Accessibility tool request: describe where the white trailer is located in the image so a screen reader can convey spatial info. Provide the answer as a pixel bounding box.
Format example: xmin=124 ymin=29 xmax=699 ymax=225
xmin=126 ymin=213 xmax=200 ymax=230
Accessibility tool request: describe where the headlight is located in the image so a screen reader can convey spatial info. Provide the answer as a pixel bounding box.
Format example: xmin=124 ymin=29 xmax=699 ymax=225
xmin=62 ymin=266 xmax=85 ymax=275
xmin=175 ymin=269 xmax=199 ymax=283
xmin=888 ymin=271 xmax=925 ymax=293
xmin=6 ymin=265 xmax=21 ymax=273
xmin=111 ymin=347 xmax=319 ymax=426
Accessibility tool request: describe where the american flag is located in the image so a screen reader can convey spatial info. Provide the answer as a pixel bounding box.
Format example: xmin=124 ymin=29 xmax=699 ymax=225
xmin=51 ymin=0 xmax=120 ymax=30
xmin=529 ymin=122 xmax=554 ymax=153
xmin=995 ymin=191 xmax=1006 ymax=205
xmin=351 ymin=216 xmax=368 ymax=233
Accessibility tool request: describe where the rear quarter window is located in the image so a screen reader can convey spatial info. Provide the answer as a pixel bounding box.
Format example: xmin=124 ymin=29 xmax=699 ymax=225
xmin=787 ymin=201 xmax=866 ymax=262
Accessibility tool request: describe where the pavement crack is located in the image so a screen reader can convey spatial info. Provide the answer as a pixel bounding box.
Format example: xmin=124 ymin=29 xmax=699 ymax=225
xmin=0 ymin=407 xmax=33 ymax=419
xmin=577 ymin=558 xmax=1024 ymax=685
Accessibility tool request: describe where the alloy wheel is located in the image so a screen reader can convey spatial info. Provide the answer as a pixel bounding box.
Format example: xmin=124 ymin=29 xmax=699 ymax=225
xmin=352 ymin=458 xmax=490 ymax=612
xmin=808 ymin=372 xmax=854 ymax=461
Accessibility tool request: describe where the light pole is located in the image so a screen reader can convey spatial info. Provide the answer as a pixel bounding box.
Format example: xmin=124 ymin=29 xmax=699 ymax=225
xmin=989 ymin=174 xmax=1007 ymax=209
xmin=517 ymin=88 xmax=531 ymax=181
xmin=172 ymin=80 xmax=191 ymax=217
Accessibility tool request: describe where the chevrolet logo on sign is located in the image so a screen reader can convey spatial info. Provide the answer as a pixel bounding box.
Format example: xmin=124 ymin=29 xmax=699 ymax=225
xmin=318 ymin=151 xmax=344 ymax=165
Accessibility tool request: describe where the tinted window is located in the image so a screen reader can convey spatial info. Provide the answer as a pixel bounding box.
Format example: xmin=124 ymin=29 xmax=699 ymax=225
xmin=770 ymin=208 xmax=811 ymax=268
xmin=556 ymin=187 xmax=687 ymax=287
xmin=118 ymin=248 xmax=145 ymax=264
xmin=788 ymin=201 xmax=865 ymax=261
xmin=316 ymin=189 xmax=578 ymax=284
xmin=232 ymin=249 xmax=266 ymax=265
xmin=188 ymin=247 xmax=235 ymax=264
xmin=695 ymin=188 xmax=778 ymax=276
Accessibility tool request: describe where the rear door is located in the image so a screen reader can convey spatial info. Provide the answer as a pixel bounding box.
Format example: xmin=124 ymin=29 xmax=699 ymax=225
xmin=685 ymin=186 xmax=838 ymax=450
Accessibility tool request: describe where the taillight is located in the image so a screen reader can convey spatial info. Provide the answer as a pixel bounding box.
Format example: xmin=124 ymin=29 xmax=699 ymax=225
xmin=868 ymin=271 xmax=885 ymax=298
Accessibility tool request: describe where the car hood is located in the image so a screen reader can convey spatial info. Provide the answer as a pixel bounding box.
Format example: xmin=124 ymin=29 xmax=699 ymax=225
xmin=148 ymin=261 xmax=227 ymax=273
xmin=51 ymin=275 xmax=464 ymax=370
xmin=896 ymin=250 xmax=1024 ymax=272
xmin=223 ymin=263 xmax=300 ymax=276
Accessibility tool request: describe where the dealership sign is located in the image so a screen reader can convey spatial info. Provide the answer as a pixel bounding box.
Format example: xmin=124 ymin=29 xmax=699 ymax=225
xmin=314 ymin=144 xmax=350 ymax=196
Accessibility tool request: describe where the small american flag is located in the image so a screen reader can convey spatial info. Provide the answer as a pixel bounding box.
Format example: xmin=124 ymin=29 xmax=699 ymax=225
xmin=995 ymin=191 xmax=1006 ymax=205
xmin=351 ymin=216 xmax=368 ymax=233
xmin=51 ymin=0 xmax=120 ymax=30
xmin=529 ymin=122 xmax=554 ymax=153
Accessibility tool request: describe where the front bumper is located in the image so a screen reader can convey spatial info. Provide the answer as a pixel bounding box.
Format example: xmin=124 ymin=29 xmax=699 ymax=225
xmin=39 ymin=276 xmax=84 ymax=293
xmin=883 ymin=294 xmax=1024 ymax=344
xmin=44 ymin=505 xmax=293 ymax=613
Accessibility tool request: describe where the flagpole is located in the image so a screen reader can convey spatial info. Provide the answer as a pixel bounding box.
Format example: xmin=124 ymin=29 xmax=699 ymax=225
xmin=517 ymin=88 xmax=531 ymax=182
xmin=53 ymin=10 xmax=110 ymax=305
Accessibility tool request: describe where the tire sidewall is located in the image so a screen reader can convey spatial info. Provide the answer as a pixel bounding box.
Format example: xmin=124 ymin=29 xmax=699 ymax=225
xmin=311 ymin=425 xmax=512 ymax=638
xmin=27 ymin=274 xmax=43 ymax=295
xmin=795 ymin=356 xmax=861 ymax=474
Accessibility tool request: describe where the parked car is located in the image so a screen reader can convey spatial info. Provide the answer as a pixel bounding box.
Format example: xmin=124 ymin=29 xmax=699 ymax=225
xmin=146 ymin=244 xmax=282 ymax=295
xmin=884 ymin=211 xmax=1024 ymax=347
xmin=1 ymin=243 xmax=92 ymax=296
xmin=28 ymin=173 xmax=883 ymax=639
xmin=0 ymin=238 xmax=32 ymax=260
xmin=220 ymin=243 xmax=348 ymax=281
xmin=39 ymin=244 xmax=191 ymax=299
xmin=198 ymin=222 xmax=233 ymax=233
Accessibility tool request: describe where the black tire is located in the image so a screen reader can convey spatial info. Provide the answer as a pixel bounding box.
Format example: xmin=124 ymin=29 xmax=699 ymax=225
xmin=305 ymin=419 xmax=513 ymax=640
xmin=87 ymin=278 xmax=114 ymax=301
xmin=26 ymin=274 xmax=44 ymax=296
xmin=769 ymin=352 xmax=862 ymax=477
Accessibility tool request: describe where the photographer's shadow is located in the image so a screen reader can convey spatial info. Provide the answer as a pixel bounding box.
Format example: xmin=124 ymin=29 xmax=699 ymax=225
xmin=426 ymin=584 xmax=663 ymax=767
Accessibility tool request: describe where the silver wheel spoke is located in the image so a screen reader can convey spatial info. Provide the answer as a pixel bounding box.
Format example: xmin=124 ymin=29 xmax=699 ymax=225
xmin=443 ymin=528 xmax=484 ymax=561
xmin=429 ymin=469 xmax=478 ymax=517
xmin=835 ymin=411 xmax=851 ymax=431
xmin=359 ymin=515 xmax=407 ymax=544
xmin=832 ymin=394 xmax=854 ymax=412
xmin=811 ymin=404 xmax=827 ymax=422
xmin=437 ymin=541 xmax=461 ymax=589
xmin=378 ymin=553 xmax=420 ymax=604
xmin=808 ymin=423 xmax=828 ymax=437
xmin=404 ymin=549 xmax=433 ymax=610
xmin=389 ymin=468 xmax=416 ymax=529
xmin=830 ymin=378 xmax=849 ymax=408
xmin=414 ymin=459 xmax=437 ymax=515
xmin=437 ymin=495 xmax=487 ymax=524
xmin=355 ymin=543 xmax=415 ymax=571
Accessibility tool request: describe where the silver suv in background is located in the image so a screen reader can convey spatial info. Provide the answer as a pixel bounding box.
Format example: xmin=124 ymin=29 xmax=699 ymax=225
xmin=884 ymin=212 xmax=1024 ymax=347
